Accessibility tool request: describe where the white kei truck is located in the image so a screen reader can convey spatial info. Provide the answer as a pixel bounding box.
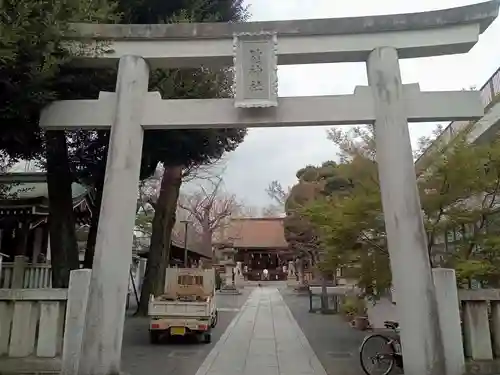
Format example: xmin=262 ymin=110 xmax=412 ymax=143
xmin=148 ymin=268 xmax=218 ymax=344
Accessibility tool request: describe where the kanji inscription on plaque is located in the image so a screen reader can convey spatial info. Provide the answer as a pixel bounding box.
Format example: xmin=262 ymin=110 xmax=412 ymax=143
xmin=233 ymin=31 xmax=278 ymax=108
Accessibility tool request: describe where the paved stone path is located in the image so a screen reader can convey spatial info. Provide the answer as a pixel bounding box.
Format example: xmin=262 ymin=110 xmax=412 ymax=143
xmin=194 ymin=287 xmax=328 ymax=375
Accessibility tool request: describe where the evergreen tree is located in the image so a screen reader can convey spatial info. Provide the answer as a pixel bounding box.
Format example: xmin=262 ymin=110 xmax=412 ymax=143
xmin=0 ymin=0 xmax=249 ymax=289
xmin=0 ymin=0 xmax=117 ymax=287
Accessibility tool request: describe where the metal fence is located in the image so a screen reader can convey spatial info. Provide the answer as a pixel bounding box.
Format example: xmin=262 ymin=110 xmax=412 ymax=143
xmin=415 ymin=65 xmax=500 ymax=170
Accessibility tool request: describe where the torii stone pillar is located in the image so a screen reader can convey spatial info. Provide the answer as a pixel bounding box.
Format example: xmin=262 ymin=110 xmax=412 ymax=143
xmin=39 ymin=4 xmax=498 ymax=375
xmin=367 ymin=47 xmax=444 ymax=375
xmin=41 ymin=83 xmax=481 ymax=375
xmin=78 ymin=55 xmax=149 ymax=375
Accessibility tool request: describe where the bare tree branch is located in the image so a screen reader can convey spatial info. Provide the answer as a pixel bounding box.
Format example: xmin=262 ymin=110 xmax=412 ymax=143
xmin=177 ymin=176 xmax=243 ymax=259
xmin=266 ymin=180 xmax=289 ymax=206
xmin=182 ymin=159 xmax=227 ymax=183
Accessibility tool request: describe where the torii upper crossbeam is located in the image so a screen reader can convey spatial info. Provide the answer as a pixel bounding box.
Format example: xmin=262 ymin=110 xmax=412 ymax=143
xmin=41 ymin=3 xmax=499 ymax=375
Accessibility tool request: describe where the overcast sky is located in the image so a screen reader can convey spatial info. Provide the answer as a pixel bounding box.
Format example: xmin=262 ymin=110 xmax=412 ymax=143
xmin=214 ymin=0 xmax=500 ymax=208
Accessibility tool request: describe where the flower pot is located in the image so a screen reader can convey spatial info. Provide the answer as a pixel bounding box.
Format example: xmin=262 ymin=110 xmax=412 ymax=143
xmin=343 ymin=313 xmax=354 ymax=322
xmin=351 ymin=316 xmax=370 ymax=331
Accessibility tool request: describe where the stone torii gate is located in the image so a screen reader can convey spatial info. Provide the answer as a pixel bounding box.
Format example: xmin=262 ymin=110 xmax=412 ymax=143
xmin=40 ymin=2 xmax=498 ymax=375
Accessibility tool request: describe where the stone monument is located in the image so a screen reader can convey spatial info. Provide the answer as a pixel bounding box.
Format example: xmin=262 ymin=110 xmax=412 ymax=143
xmin=234 ymin=261 xmax=245 ymax=288
xmin=235 ymin=261 xmax=243 ymax=275
xmin=39 ymin=3 xmax=499 ymax=375
xmin=287 ymin=260 xmax=296 ymax=278
xmin=286 ymin=260 xmax=298 ymax=287
xmin=218 ymin=262 xmax=241 ymax=295
xmin=215 ymin=248 xmax=241 ymax=295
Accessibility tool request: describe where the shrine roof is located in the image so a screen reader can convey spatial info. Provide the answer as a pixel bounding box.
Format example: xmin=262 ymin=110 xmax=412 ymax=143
xmin=171 ymin=221 xmax=211 ymax=259
xmin=69 ymin=1 xmax=497 ymax=40
xmin=0 ymin=172 xmax=90 ymax=208
xmin=218 ymin=217 xmax=289 ymax=250
xmin=134 ymin=220 xmax=211 ymax=259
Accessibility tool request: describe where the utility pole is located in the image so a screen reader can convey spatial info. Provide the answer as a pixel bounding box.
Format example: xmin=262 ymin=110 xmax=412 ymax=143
xmin=181 ymin=220 xmax=191 ymax=268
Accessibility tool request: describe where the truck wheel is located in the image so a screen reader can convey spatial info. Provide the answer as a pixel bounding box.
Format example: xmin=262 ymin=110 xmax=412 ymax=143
xmin=149 ymin=331 xmax=161 ymax=344
xmin=211 ymin=310 xmax=218 ymax=328
xmin=203 ymin=333 xmax=212 ymax=344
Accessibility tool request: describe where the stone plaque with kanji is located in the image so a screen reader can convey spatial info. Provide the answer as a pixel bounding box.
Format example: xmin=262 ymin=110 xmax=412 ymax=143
xmin=233 ymin=31 xmax=278 ymax=108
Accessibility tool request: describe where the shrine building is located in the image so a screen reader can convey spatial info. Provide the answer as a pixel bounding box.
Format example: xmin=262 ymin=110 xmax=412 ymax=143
xmin=0 ymin=171 xmax=211 ymax=267
xmin=215 ymin=217 xmax=291 ymax=281
xmin=0 ymin=172 xmax=92 ymax=263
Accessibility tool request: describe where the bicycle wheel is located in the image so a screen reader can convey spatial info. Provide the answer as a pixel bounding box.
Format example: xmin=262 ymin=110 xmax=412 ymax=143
xmin=359 ymin=334 xmax=396 ymax=375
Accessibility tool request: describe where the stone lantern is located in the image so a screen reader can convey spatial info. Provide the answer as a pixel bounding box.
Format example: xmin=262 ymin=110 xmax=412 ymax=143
xmin=218 ymin=247 xmax=241 ymax=295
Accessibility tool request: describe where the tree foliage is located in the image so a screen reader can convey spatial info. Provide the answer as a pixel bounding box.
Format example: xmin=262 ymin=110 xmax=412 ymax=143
xmin=415 ymin=125 xmax=500 ymax=287
xmin=0 ymin=0 xmax=249 ymax=289
xmin=0 ymin=0 xmax=117 ymax=157
xmin=79 ymin=3 xmax=248 ymax=277
xmin=135 ymin=0 xmax=249 ymax=315
xmin=297 ymin=125 xmax=500 ymax=296
xmin=0 ymin=0 xmax=119 ymax=286
xmin=283 ymin=159 xmax=351 ymax=283
xmin=117 ymin=0 xmax=248 ymax=24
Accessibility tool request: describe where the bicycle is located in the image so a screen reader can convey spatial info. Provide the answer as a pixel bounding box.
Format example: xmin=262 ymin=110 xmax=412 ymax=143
xmin=359 ymin=320 xmax=403 ymax=375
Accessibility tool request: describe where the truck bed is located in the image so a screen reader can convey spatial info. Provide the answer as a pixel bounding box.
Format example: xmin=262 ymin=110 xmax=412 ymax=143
xmin=148 ymin=296 xmax=213 ymax=318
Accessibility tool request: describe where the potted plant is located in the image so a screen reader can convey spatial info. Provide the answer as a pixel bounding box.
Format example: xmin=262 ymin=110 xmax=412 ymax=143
xmin=340 ymin=296 xmax=358 ymax=321
xmin=352 ymin=315 xmax=370 ymax=331
xmin=341 ymin=296 xmax=370 ymax=330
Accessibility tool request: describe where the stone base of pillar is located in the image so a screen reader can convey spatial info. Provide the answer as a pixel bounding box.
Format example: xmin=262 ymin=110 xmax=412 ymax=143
xmin=218 ymin=270 xmax=242 ymax=294
xmin=308 ymin=278 xmax=323 ymax=286
xmin=235 ymin=275 xmax=245 ymax=289
xmin=218 ymin=283 xmax=242 ymax=295
xmin=293 ymin=285 xmax=310 ymax=295
xmin=287 ymin=275 xmax=299 ymax=288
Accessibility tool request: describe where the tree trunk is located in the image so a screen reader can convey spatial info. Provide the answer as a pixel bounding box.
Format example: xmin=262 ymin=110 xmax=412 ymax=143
xmin=83 ymin=172 xmax=104 ymax=269
xmin=296 ymin=257 xmax=305 ymax=285
xmin=201 ymin=218 xmax=213 ymax=263
xmin=45 ymin=131 xmax=80 ymax=288
xmin=331 ymin=272 xmax=339 ymax=313
xmin=83 ymin=131 xmax=109 ymax=269
xmin=318 ymin=253 xmax=329 ymax=313
xmin=205 ymin=229 xmax=214 ymax=265
xmin=137 ymin=165 xmax=183 ymax=316
xmin=320 ymin=274 xmax=329 ymax=312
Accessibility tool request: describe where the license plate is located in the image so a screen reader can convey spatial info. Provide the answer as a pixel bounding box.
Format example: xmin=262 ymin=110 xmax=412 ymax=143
xmin=170 ymin=327 xmax=186 ymax=335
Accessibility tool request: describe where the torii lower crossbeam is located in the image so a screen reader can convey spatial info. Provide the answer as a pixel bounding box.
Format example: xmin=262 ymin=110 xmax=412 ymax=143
xmin=40 ymin=85 xmax=483 ymax=130
xmin=39 ymin=3 xmax=499 ymax=375
xmin=41 ymin=58 xmax=482 ymax=375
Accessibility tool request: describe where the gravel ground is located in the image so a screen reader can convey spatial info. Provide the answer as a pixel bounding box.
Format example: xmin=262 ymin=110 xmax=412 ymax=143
xmin=280 ymin=289 xmax=368 ymax=375
xmin=121 ymin=288 xmax=251 ymax=375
